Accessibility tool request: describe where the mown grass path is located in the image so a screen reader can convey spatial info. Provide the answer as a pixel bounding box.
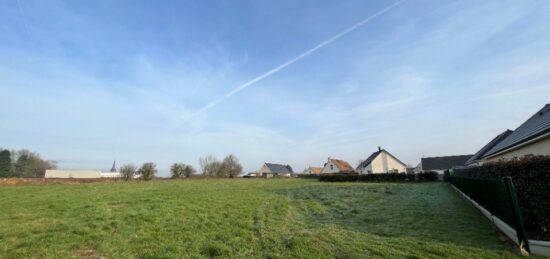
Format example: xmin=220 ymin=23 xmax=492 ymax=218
xmin=0 ymin=179 xmax=518 ymax=258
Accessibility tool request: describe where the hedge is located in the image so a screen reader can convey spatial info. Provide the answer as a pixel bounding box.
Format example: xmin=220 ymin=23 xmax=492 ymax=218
xmin=318 ymin=171 xmax=438 ymax=182
xmin=452 ymin=155 xmax=550 ymax=241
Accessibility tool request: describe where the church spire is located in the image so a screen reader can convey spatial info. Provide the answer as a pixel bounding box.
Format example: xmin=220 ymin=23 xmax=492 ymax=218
xmin=110 ymin=160 xmax=117 ymax=172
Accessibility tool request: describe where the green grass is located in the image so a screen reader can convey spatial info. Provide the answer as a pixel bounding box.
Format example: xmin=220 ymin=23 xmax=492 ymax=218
xmin=0 ymin=179 xmax=519 ymax=258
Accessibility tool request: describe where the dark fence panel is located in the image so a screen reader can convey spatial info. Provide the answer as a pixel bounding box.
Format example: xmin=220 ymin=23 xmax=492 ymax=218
xmin=449 ymin=176 xmax=530 ymax=252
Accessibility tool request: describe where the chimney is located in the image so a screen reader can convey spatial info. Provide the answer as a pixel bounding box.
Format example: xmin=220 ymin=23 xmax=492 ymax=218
xmin=378 ymin=146 xmax=381 ymax=151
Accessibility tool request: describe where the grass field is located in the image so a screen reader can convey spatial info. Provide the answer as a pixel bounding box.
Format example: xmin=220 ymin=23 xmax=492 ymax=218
xmin=0 ymin=179 xmax=519 ymax=258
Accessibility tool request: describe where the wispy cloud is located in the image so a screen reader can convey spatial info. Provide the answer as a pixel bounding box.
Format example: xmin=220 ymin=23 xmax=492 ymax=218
xmin=182 ymin=0 xmax=405 ymax=121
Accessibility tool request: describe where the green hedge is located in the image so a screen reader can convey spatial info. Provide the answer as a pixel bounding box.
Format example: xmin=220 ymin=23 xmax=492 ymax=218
xmin=318 ymin=172 xmax=438 ymax=182
xmin=452 ymin=155 xmax=550 ymax=241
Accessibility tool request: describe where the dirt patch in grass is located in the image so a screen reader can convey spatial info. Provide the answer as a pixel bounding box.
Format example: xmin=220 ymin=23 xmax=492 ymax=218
xmin=75 ymin=247 xmax=101 ymax=259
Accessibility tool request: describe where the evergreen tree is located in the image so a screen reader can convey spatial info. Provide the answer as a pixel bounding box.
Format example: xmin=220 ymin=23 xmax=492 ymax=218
xmin=0 ymin=150 xmax=11 ymax=177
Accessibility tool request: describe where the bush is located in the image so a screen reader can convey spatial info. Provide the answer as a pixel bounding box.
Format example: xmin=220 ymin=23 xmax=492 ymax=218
xmin=298 ymin=174 xmax=320 ymax=179
xmin=417 ymin=171 xmax=438 ymax=181
xmin=319 ymin=172 xmax=440 ymax=182
xmin=452 ymin=155 xmax=550 ymax=241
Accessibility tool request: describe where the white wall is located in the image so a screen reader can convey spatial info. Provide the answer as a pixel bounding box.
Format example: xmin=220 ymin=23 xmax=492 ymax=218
xmin=45 ymin=170 xmax=102 ymax=178
xmin=321 ymin=160 xmax=341 ymax=174
xmin=358 ymin=164 xmax=373 ymax=174
xmin=358 ymin=151 xmax=406 ymax=174
xmin=483 ymin=135 xmax=550 ymax=164
xmin=258 ymin=164 xmax=272 ymax=174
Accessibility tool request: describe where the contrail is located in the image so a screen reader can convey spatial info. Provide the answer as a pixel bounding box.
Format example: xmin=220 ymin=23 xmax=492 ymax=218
xmin=184 ymin=0 xmax=404 ymax=120
xmin=16 ymin=0 xmax=31 ymax=37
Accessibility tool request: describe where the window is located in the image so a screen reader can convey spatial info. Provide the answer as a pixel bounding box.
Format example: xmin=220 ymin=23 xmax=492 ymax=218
xmin=330 ymin=165 xmax=333 ymax=170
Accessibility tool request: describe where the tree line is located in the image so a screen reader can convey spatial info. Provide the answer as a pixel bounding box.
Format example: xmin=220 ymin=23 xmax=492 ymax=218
xmin=0 ymin=148 xmax=57 ymax=178
xmin=115 ymin=154 xmax=243 ymax=181
xmin=1 ymin=148 xmax=244 ymax=180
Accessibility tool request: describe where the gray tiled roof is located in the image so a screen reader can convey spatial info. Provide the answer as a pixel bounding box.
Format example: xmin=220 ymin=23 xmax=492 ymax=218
xmin=465 ymin=130 xmax=513 ymax=165
xmin=483 ymin=104 xmax=550 ymax=158
xmin=265 ymin=163 xmax=293 ymax=174
xmin=421 ymin=155 xmax=472 ymax=170
xmin=357 ymin=150 xmax=381 ymax=169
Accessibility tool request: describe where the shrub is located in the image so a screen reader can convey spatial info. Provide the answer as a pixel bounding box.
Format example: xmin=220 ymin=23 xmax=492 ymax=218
xmin=417 ymin=171 xmax=438 ymax=181
xmin=452 ymin=155 xmax=550 ymax=241
xmin=319 ymin=172 xmax=440 ymax=182
xmin=298 ymin=174 xmax=320 ymax=179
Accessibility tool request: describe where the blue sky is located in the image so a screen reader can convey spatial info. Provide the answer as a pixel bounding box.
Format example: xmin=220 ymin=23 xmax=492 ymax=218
xmin=1 ymin=0 xmax=549 ymax=176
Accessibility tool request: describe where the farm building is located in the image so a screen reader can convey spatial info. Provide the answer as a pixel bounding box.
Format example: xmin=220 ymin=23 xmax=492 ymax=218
xmin=466 ymin=103 xmax=550 ymax=165
xmin=44 ymin=170 xmax=121 ymax=178
xmin=414 ymin=155 xmax=472 ymax=175
xmin=258 ymin=163 xmax=294 ymax=177
xmin=321 ymin=158 xmax=353 ymax=174
xmin=356 ymin=147 xmax=407 ymax=174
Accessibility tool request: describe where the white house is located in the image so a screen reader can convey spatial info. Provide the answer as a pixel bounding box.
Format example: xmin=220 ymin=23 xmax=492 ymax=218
xmin=258 ymin=163 xmax=294 ymax=177
xmin=466 ymin=103 xmax=550 ymax=166
xmin=320 ymin=158 xmax=354 ymax=174
xmin=356 ymin=147 xmax=407 ymax=174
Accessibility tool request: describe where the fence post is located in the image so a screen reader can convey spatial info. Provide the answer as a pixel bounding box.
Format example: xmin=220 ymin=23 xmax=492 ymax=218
xmin=503 ymin=177 xmax=530 ymax=254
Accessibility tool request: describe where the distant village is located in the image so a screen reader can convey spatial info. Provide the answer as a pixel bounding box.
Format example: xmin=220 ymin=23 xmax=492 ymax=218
xmin=43 ymin=103 xmax=550 ymax=179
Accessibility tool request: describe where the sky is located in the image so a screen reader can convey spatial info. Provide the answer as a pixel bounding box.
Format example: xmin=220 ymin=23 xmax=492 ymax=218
xmin=1 ymin=0 xmax=549 ymax=176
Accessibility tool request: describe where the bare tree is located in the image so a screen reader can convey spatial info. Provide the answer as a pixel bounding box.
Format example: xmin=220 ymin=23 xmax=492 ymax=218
xmin=170 ymin=163 xmax=185 ymax=178
xmin=120 ymin=164 xmax=136 ymax=181
xmin=199 ymin=155 xmax=218 ymax=176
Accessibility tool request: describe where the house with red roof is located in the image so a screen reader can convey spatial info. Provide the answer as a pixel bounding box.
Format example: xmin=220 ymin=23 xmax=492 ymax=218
xmin=321 ymin=158 xmax=354 ymax=174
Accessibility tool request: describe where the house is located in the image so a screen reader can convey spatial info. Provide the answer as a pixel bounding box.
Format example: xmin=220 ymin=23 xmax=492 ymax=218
xmin=302 ymin=166 xmax=323 ymax=175
xmin=465 ymin=130 xmax=513 ymax=166
xmin=258 ymin=163 xmax=294 ymax=177
xmin=414 ymin=155 xmax=472 ymax=174
xmin=320 ymin=158 xmax=354 ymax=174
xmin=243 ymin=172 xmax=259 ymax=178
xmin=44 ymin=170 xmax=121 ymax=178
xmin=467 ymin=103 xmax=550 ymax=165
xmin=356 ymin=147 xmax=407 ymax=174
